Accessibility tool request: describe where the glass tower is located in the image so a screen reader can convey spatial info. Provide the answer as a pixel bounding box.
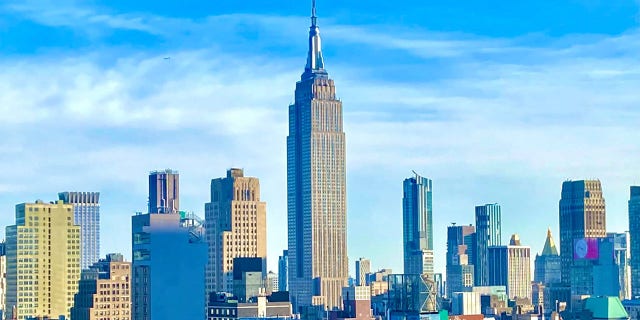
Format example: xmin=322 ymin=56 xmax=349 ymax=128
xmin=59 ymin=191 xmax=100 ymax=270
xmin=475 ymin=203 xmax=502 ymax=286
xmin=287 ymin=0 xmax=348 ymax=311
xmin=630 ymin=186 xmax=640 ymax=298
xmin=403 ymin=172 xmax=434 ymax=275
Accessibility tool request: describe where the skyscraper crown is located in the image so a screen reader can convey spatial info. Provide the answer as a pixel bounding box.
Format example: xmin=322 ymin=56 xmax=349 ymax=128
xmin=303 ymin=0 xmax=327 ymax=79
xmin=541 ymin=228 xmax=559 ymax=256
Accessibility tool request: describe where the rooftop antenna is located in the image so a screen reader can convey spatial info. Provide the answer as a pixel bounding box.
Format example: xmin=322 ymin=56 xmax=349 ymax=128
xmin=311 ymin=0 xmax=317 ymax=26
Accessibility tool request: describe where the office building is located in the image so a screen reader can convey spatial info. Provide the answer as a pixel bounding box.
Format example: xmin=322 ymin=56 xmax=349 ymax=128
xmin=558 ymin=180 xmax=606 ymax=291
xmin=208 ymin=292 xmax=293 ymax=320
xmin=287 ymin=1 xmax=348 ymax=311
xmin=328 ymin=286 xmax=374 ymax=320
xmin=356 ymin=258 xmax=371 ymax=286
xmin=232 ymin=258 xmax=266 ymax=302
xmin=148 ymin=169 xmax=179 ymax=214
xmin=433 ymin=273 xmax=444 ymax=298
xmin=5 ymin=200 xmax=81 ymax=320
xmin=451 ymin=292 xmax=481 ymax=315
xmin=71 ymin=253 xmax=131 ymax=320
xmin=629 ymin=186 xmax=640 ymax=298
xmin=534 ymin=228 xmax=561 ymax=285
xmin=487 ymin=234 xmax=531 ymax=302
xmin=475 ymin=204 xmax=501 ymax=286
xmin=267 ymin=271 xmax=279 ymax=293
xmin=0 ymin=242 xmax=6 ymax=317
xmin=403 ymin=172 xmax=434 ymax=275
xmin=447 ymin=224 xmax=475 ymax=297
xmin=132 ymin=170 xmax=207 ymax=320
xmin=608 ymin=232 xmax=631 ymax=300
xmin=387 ymin=274 xmax=438 ymax=317
xmin=59 ymin=191 xmax=101 ymax=270
xmin=205 ymin=168 xmax=267 ymax=295
xmin=279 ymin=250 xmax=289 ymax=292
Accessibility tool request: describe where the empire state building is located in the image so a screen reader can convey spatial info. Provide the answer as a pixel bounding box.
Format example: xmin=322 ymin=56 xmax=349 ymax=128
xmin=287 ymin=0 xmax=348 ymax=311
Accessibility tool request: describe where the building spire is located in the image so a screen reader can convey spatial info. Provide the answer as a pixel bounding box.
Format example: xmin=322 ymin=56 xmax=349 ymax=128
xmin=542 ymin=227 xmax=559 ymax=256
xmin=304 ymin=0 xmax=325 ymax=75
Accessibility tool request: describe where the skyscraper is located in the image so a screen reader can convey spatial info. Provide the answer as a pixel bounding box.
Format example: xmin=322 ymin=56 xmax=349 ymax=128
xmin=533 ymin=228 xmax=561 ymax=285
xmin=446 ymin=224 xmax=475 ymax=298
xmin=356 ymin=258 xmax=371 ymax=286
xmin=205 ymin=168 xmax=267 ymax=295
xmin=487 ymin=234 xmax=531 ymax=302
xmin=402 ymin=172 xmax=434 ymax=276
xmin=6 ymin=200 xmax=81 ymax=320
xmin=608 ymin=232 xmax=631 ymax=300
xmin=59 ymin=191 xmax=101 ymax=270
xmin=558 ymin=180 xmax=606 ymax=293
xmin=287 ymin=0 xmax=348 ymax=311
xmin=630 ymin=186 xmax=640 ymax=298
xmin=279 ymin=250 xmax=289 ymax=292
xmin=132 ymin=170 xmax=207 ymax=320
xmin=475 ymin=203 xmax=501 ymax=286
xmin=71 ymin=253 xmax=131 ymax=320
xmin=148 ymin=169 xmax=179 ymax=214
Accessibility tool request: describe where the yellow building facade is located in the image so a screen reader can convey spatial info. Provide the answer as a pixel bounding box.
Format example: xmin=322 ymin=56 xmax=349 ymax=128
xmin=5 ymin=200 xmax=81 ymax=320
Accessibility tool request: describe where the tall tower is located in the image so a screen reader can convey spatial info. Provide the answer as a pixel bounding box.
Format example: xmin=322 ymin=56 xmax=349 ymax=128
xmin=6 ymin=200 xmax=81 ymax=320
xmin=403 ymin=172 xmax=434 ymax=276
xmin=205 ymin=168 xmax=267 ymax=296
xmin=59 ymin=191 xmax=101 ymax=270
xmin=558 ymin=180 xmax=606 ymax=292
xmin=533 ymin=228 xmax=561 ymax=285
xmin=629 ymin=186 xmax=640 ymax=298
xmin=148 ymin=169 xmax=179 ymax=214
xmin=475 ymin=203 xmax=502 ymax=286
xmin=287 ymin=0 xmax=348 ymax=311
xmin=487 ymin=234 xmax=532 ymax=301
xmin=279 ymin=250 xmax=289 ymax=292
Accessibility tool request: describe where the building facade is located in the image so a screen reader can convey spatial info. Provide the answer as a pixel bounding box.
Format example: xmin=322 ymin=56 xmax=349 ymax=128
xmin=59 ymin=191 xmax=101 ymax=270
xmin=534 ymin=228 xmax=561 ymax=285
xmin=0 ymin=242 xmax=6 ymax=317
xmin=629 ymin=186 xmax=640 ymax=298
xmin=132 ymin=170 xmax=207 ymax=320
xmin=487 ymin=235 xmax=531 ymax=302
xmin=71 ymin=253 xmax=131 ymax=320
xmin=287 ymin=2 xmax=348 ymax=311
xmin=403 ymin=173 xmax=434 ymax=276
xmin=608 ymin=232 xmax=631 ymax=300
xmin=356 ymin=258 xmax=371 ymax=286
xmin=475 ymin=204 xmax=501 ymax=287
xmin=148 ymin=169 xmax=179 ymax=214
xmin=5 ymin=200 xmax=81 ymax=320
xmin=559 ymin=180 xmax=606 ymax=290
xmin=205 ymin=168 xmax=267 ymax=295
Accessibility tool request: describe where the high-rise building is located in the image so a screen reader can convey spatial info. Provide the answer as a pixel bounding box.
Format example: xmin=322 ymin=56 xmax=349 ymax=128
xmin=287 ymin=1 xmax=348 ymax=311
xmin=403 ymin=172 xmax=434 ymax=276
xmin=0 ymin=242 xmax=6 ymax=317
xmin=59 ymin=191 xmax=101 ymax=270
xmin=71 ymin=253 xmax=131 ymax=320
xmin=148 ymin=169 xmax=179 ymax=214
xmin=487 ymin=234 xmax=531 ymax=302
xmin=475 ymin=204 xmax=502 ymax=286
xmin=268 ymin=271 xmax=279 ymax=293
xmin=629 ymin=186 xmax=640 ymax=298
xmin=356 ymin=258 xmax=371 ymax=286
xmin=446 ymin=224 xmax=475 ymax=297
xmin=205 ymin=168 xmax=267 ymax=295
xmin=132 ymin=170 xmax=207 ymax=320
xmin=558 ymin=180 xmax=606 ymax=293
xmin=5 ymin=200 xmax=81 ymax=320
xmin=534 ymin=228 xmax=561 ymax=285
xmin=279 ymin=250 xmax=289 ymax=292
xmin=608 ymin=232 xmax=631 ymax=300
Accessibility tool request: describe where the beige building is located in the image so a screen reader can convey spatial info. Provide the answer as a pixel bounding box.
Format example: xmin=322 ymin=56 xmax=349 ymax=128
xmin=5 ymin=200 xmax=81 ymax=320
xmin=287 ymin=2 xmax=349 ymax=311
xmin=206 ymin=168 xmax=267 ymax=295
xmin=71 ymin=253 xmax=131 ymax=320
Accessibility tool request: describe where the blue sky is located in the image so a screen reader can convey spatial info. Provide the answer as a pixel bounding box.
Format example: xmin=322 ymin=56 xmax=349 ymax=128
xmin=1 ymin=0 xmax=640 ymax=275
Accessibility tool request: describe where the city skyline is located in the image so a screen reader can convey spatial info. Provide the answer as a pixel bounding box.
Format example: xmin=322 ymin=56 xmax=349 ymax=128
xmin=1 ymin=0 xmax=640 ymax=277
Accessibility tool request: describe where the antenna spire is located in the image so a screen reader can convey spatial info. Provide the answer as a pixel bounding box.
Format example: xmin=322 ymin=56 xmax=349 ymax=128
xmin=311 ymin=0 xmax=317 ymax=26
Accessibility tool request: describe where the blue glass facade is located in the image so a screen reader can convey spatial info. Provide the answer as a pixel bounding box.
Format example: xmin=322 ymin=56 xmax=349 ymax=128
xmin=59 ymin=192 xmax=100 ymax=270
xmin=474 ymin=203 xmax=502 ymax=286
xmin=402 ymin=173 xmax=434 ymax=275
